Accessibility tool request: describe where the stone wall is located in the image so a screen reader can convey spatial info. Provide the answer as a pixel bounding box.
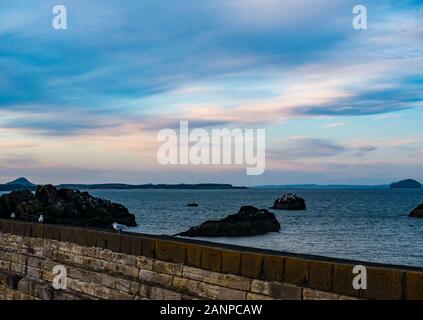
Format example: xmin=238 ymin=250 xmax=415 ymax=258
xmin=0 ymin=219 xmax=422 ymax=300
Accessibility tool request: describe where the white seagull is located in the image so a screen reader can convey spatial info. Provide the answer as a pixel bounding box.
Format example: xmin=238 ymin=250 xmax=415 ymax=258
xmin=38 ymin=214 xmax=44 ymax=223
xmin=112 ymin=222 xmax=128 ymax=233
xmin=10 ymin=212 xmax=16 ymax=219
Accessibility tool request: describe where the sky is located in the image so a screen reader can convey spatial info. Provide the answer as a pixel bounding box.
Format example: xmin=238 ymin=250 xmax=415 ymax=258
xmin=0 ymin=0 xmax=422 ymax=185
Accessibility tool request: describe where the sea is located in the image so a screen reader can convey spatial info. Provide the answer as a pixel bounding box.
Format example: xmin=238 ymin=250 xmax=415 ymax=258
xmin=86 ymin=188 xmax=423 ymax=268
xmin=2 ymin=188 xmax=422 ymax=267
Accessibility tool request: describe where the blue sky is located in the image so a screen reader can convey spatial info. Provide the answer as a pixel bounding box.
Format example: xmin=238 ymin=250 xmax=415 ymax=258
xmin=0 ymin=0 xmax=422 ymax=185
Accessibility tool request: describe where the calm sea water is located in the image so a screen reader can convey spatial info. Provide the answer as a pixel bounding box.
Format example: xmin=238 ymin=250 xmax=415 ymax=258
xmin=2 ymin=188 xmax=422 ymax=267
xmin=85 ymin=188 xmax=423 ymax=268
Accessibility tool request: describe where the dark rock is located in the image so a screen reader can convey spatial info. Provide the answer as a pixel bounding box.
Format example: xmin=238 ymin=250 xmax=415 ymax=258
xmin=390 ymin=179 xmax=422 ymax=189
xmin=176 ymin=206 xmax=281 ymax=237
xmin=271 ymin=193 xmax=306 ymax=210
xmin=410 ymin=203 xmax=423 ymax=218
xmin=0 ymin=190 xmax=35 ymax=216
xmin=0 ymin=185 xmax=136 ymax=229
xmin=187 ymin=203 xmax=199 ymax=207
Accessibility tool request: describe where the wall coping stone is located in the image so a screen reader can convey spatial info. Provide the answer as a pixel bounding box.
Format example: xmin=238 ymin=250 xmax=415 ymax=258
xmin=1 ymin=219 xmax=422 ymax=300
xmin=0 ymin=219 xmax=420 ymax=272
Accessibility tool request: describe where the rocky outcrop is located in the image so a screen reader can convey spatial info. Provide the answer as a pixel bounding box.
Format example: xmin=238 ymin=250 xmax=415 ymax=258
xmin=187 ymin=203 xmax=199 ymax=207
xmin=271 ymin=193 xmax=306 ymax=210
xmin=410 ymin=203 xmax=423 ymax=218
xmin=0 ymin=185 xmax=136 ymax=228
xmin=390 ymin=179 xmax=422 ymax=189
xmin=176 ymin=206 xmax=281 ymax=237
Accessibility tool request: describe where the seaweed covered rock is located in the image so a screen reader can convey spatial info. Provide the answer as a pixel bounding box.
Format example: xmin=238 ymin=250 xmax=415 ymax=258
xmin=176 ymin=206 xmax=281 ymax=237
xmin=0 ymin=185 xmax=136 ymax=229
xmin=410 ymin=203 xmax=423 ymax=218
xmin=271 ymin=193 xmax=306 ymax=210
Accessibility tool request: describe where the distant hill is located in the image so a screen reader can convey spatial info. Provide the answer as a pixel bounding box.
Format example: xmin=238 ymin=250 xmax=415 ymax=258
xmin=390 ymin=179 xmax=422 ymax=189
xmin=0 ymin=179 xmax=247 ymax=191
xmin=0 ymin=177 xmax=37 ymax=191
xmin=57 ymin=183 xmax=248 ymax=190
xmin=6 ymin=177 xmax=35 ymax=187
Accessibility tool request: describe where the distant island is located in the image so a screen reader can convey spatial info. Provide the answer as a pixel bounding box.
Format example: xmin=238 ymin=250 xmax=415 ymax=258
xmin=254 ymin=180 xmax=423 ymax=189
xmin=58 ymin=183 xmax=248 ymax=190
xmin=0 ymin=177 xmax=36 ymax=191
xmin=390 ymin=179 xmax=422 ymax=189
xmin=0 ymin=177 xmax=247 ymax=191
xmin=2 ymin=177 xmax=422 ymax=192
xmin=252 ymin=184 xmax=390 ymax=189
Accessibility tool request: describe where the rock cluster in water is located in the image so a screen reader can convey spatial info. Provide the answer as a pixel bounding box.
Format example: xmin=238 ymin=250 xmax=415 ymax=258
xmin=176 ymin=206 xmax=280 ymax=237
xmin=410 ymin=203 xmax=423 ymax=218
xmin=271 ymin=193 xmax=306 ymax=210
xmin=0 ymin=185 xmax=136 ymax=229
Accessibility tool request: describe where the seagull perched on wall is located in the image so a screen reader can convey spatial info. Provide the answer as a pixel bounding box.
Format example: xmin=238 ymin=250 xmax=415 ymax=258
xmin=112 ymin=222 xmax=128 ymax=233
xmin=38 ymin=214 xmax=44 ymax=223
xmin=10 ymin=212 xmax=16 ymax=219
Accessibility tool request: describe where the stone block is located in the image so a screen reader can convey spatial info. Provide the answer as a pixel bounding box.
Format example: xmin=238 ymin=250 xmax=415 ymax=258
xmin=405 ymin=271 xmax=423 ymax=300
xmin=207 ymin=285 xmax=246 ymax=300
xmin=150 ymin=287 xmax=164 ymax=300
xmin=106 ymin=233 xmax=120 ymax=252
xmin=173 ymin=276 xmax=189 ymax=291
xmin=221 ymin=250 xmax=241 ymax=275
xmin=333 ymin=263 xmax=359 ymax=297
xmin=187 ymin=280 xmax=207 ymax=298
xmin=247 ymin=292 xmax=274 ymax=300
xmin=241 ymin=253 xmax=264 ymax=279
xmin=303 ymin=288 xmax=338 ymax=300
xmin=101 ymin=274 xmax=117 ymax=289
xmin=129 ymin=281 xmax=140 ymax=295
xmin=308 ymin=261 xmax=333 ymax=292
xmin=155 ymin=240 xmax=186 ymax=264
xmin=183 ymin=266 xmax=204 ymax=281
xmin=86 ymin=230 xmax=99 ymax=248
xmin=263 ymin=255 xmax=284 ymax=282
xmin=201 ymin=247 xmax=222 ymax=272
xmin=163 ymin=289 xmax=182 ymax=300
xmin=136 ymin=256 xmax=153 ymax=270
xmin=95 ymin=232 xmax=107 ymax=249
xmin=361 ymin=267 xmax=403 ymax=300
xmin=141 ymin=238 xmax=155 ymax=258
xmin=251 ymin=280 xmax=302 ymax=300
xmin=116 ymin=279 xmax=131 ymax=293
xmin=284 ymin=257 xmax=308 ymax=286
xmin=119 ymin=235 xmax=132 ymax=254
xmin=153 ymin=260 xmax=183 ymax=276
xmin=186 ymin=244 xmax=202 ymax=267
xmin=203 ymin=270 xmax=251 ymax=291
xmin=130 ymin=236 xmax=143 ymax=256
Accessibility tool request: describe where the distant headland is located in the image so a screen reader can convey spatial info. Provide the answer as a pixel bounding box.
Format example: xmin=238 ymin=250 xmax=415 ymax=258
xmin=390 ymin=179 xmax=422 ymax=189
xmin=2 ymin=177 xmax=423 ymax=192
xmin=253 ymin=179 xmax=422 ymax=189
xmin=0 ymin=177 xmax=247 ymax=191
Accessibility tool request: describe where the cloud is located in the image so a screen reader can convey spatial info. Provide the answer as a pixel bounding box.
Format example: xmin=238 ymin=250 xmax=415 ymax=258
xmin=324 ymin=122 xmax=346 ymax=128
xmin=0 ymin=1 xmax=422 ymax=183
xmin=269 ymin=138 xmax=378 ymax=160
